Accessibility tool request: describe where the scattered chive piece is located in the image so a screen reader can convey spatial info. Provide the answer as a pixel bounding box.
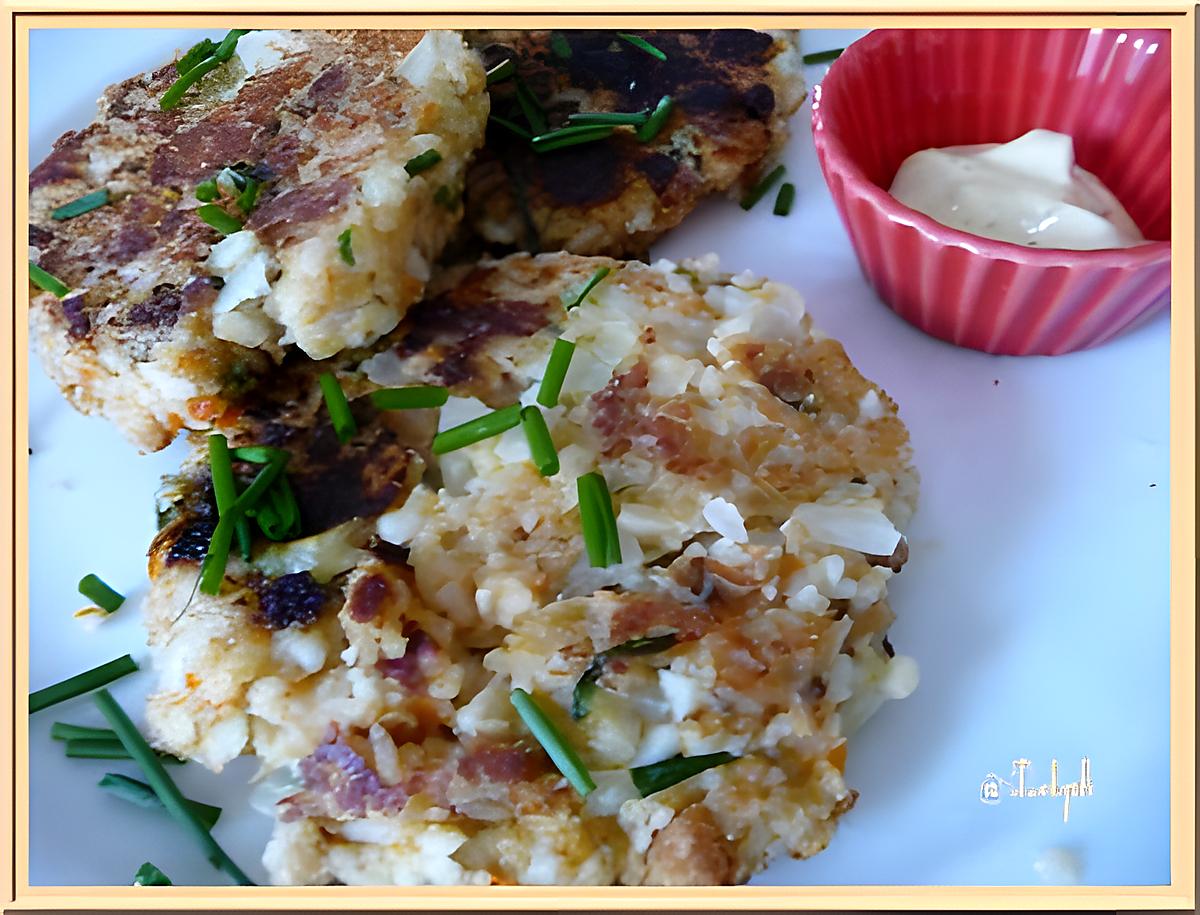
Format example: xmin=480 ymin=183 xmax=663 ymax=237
xmin=99 ymin=773 xmax=221 ymax=830
xmin=488 ymin=114 xmax=533 ymax=141
xmin=230 ymin=445 xmax=288 ymax=464
xmin=65 ymin=737 xmax=183 ymax=764
xmin=176 ymin=38 xmax=217 ymax=76
xmin=514 ymin=78 xmax=548 ymax=135
xmin=51 ymin=722 xmax=115 ymax=742
xmin=566 ymin=108 xmax=650 ymax=128
xmin=252 ymin=474 xmax=300 ymax=541
xmin=194 ymin=178 xmax=219 ymax=202
xmin=160 ymin=29 xmax=250 ymax=110
xmin=509 ymin=688 xmax=595 ymax=797
xmin=51 ymin=188 xmax=109 ymax=221
xmin=370 ymin=385 xmax=449 ymax=411
xmin=550 ymin=31 xmax=573 ymax=59
xmin=208 ymin=434 xmax=252 ymax=561
xmin=630 ymin=752 xmax=736 ymax=797
xmin=635 ymin=95 xmax=674 ymax=143
xmin=565 ymin=266 xmax=610 ymax=309
xmin=531 ymin=125 xmax=614 ymax=153
xmin=196 ymin=204 xmax=242 ymax=235
xmin=594 ymin=472 xmax=622 ymax=567
xmin=802 ymin=47 xmax=844 ymax=65
xmin=133 ymin=862 xmax=173 ymax=886
xmin=571 ymin=634 xmax=677 ymax=719
xmin=773 ymin=182 xmax=796 ymax=217
xmin=485 ymin=57 xmax=515 ymax=85
xmin=29 ymin=261 xmax=69 ymax=298
xmin=536 ymin=338 xmax=576 ymax=409
xmin=617 ymin=32 xmax=666 ymax=61
xmin=30 ymin=654 xmax=138 ymax=714
xmin=337 ymin=227 xmax=355 ymax=266
xmin=740 ymin=164 xmax=786 ymax=211
xmin=211 ymin=29 xmax=251 ymax=63
xmin=199 ymin=455 xmax=288 ymax=595
xmin=520 ymin=406 xmax=559 ymax=477
xmin=77 ymin=574 xmax=124 ymax=614
xmin=234 ymin=176 xmax=261 ymax=214
xmin=433 ymin=184 xmax=460 ymax=210
xmin=160 ymin=56 xmax=222 ymax=110
xmin=404 ymin=149 xmax=443 ymax=177
xmin=318 ymin=371 xmax=357 ymax=443
xmin=93 ymin=689 xmax=256 ymax=885
xmin=577 ymin=472 xmax=620 ymax=567
xmin=431 ymin=404 xmax=522 ymax=455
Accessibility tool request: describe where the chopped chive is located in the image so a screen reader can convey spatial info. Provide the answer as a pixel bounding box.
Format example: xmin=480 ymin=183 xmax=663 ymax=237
xmin=211 ymin=29 xmax=251 ymax=63
xmin=160 ymin=56 xmax=221 ymax=109
xmin=234 ymin=176 xmax=261 ymax=214
xmin=514 ymin=78 xmax=548 ymax=135
xmin=208 ymin=434 xmax=252 ymax=561
xmin=404 ymin=149 xmax=443 ymax=177
xmin=196 ymin=204 xmax=243 ymax=234
xmin=531 ymin=125 xmax=614 ymax=153
xmin=488 ymin=114 xmax=533 ymax=140
xmin=253 ymin=474 xmax=300 ymax=541
xmin=550 ymin=31 xmax=573 ymax=59
xmin=802 ymin=47 xmax=844 ymax=65
xmin=630 ymin=752 xmax=736 ymax=796
xmin=566 ymin=108 xmax=650 ymax=128
xmin=65 ymin=737 xmax=183 ymax=764
xmin=176 ymin=38 xmax=217 ymax=76
xmin=160 ymin=29 xmax=249 ymax=110
xmin=51 ymin=188 xmax=109 ymax=221
xmin=593 ymin=472 xmax=621 ymax=566
xmin=773 ymin=181 xmax=796 ymax=217
xmin=432 ymin=404 xmax=522 ymax=455
xmin=577 ymin=471 xmax=620 ymax=567
xmin=571 ymin=634 xmax=677 ymax=719
xmin=565 ymin=266 xmax=610 ymax=309
xmin=30 ymin=654 xmax=138 ymax=714
xmin=51 ymin=722 xmax=115 ymax=742
xmin=617 ymin=32 xmax=666 ymax=61
xmin=29 ymin=261 xmax=69 ymax=298
xmin=77 ymin=574 xmax=124 ymax=614
xmin=230 ymin=445 xmax=288 ymax=464
xmin=536 ymin=338 xmax=576 ymax=408
xmin=740 ymin=164 xmax=786 ymax=211
xmin=337 ymin=227 xmax=355 ymax=266
xmin=133 ymin=862 xmax=173 ymax=886
xmin=520 ymin=406 xmax=559 ymax=477
xmin=370 ymin=385 xmax=449 ymax=411
xmin=318 ymin=371 xmax=357 ymax=443
xmin=195 ymin=178 xmax=219 ymax=202
xmin=433 ymin=184 xmax=460 ymax=210
xmin=509 ymin=688 xmax=595 ymax=797
xmin=485 ymin=57 xmax=515 ymax=85
xmin=99 ymin=772 xmax=221 ymax=830
xmin=199 ymin=454 xmax=287 ymax=595
xmin=93 ymin=689 xmax=256 ymax=885
xmin=635 ymin=95 xmax=674 ymax=142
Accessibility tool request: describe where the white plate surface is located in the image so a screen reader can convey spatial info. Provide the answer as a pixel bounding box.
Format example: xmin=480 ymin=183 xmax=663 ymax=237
xmin=27 ymin=27 xmax=1170 ymax=887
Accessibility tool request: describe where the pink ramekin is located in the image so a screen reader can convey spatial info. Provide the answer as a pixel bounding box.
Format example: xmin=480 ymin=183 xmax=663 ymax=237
xmin=811 ymin=28 xmax=1171 ymax=356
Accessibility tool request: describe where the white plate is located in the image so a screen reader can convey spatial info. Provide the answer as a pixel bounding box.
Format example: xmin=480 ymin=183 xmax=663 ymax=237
xmin=27 ymin=27 xmax=1170 ymax=887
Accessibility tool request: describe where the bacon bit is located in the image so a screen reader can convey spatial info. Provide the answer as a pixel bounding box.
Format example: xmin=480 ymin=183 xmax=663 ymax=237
xmin=184 ymin=672 xmax=201 ymax=690
xmin=458 ymin=744 xmax=550 ymax=784
xmin=865 ymin=536 xmax=908 ymax=573
xmin=375 ymin=626 xmax=437 ymax=689
xmin=186 ymin=396 xmax=228 ymax=423
xmin=608 ymin=594 xmax=712 ymax=647
xmin=347 ymin=572 xmax=392 ymax=623
xmin=589 ymin=360 xmax=649 ymax=443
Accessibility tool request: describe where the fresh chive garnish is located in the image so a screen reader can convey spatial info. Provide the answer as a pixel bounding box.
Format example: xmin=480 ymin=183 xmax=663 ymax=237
xmin=531 ymin=125 xmax=614 ymax=153
xmin=577 ymin=471 xmax=621 ymax=567
xmin=802 ymin=47 xmax=844 ymax=65
xmin=195 ymin=178 xmax=219 ymax=202
xmin=99 ymin=772 xmax=221 ymax=830
xmin=536 ymin=338 xmax=576 ymax=409
xmin=566 ymin=108 xmax=650 ymax=128
xmin=318 ymin=371 xmax=357 ymax=443
xmin=404 ymin=149 xmax=443 ymax=177
xmin=485 ymin=57 xmax=516 ymax=85
xmin=252 ymin=474 xmax=300 ymax=541
xmin=773 ymin=182 xmax=796 ymax=217
xmin=509 ymin=688 xmax=595 ymax=797
xmin=550 ymin=31 xmax=573 ymax=59
xmin=30 ymin=654 xmax=138 ymax=713
xmin=488 ymin=114 xmax=533 ymax=141
xmin=337 ymin=227 xmax=355 ymax=266
xmin=740 ymin=164 xmax=786 ymax=211
xmin=636 ymin=94 xmax=674 ymax=143
xmin=196 ymin=204 xmax=243 ymax=234
xmin=208 ymin=434 xmax=252 ymax=561
xmin=65 ymin=737 xmax=183 ymax=764
xmin=133 ymin=862 xmax=173 ymax=886
xmin=229 ymin=445 xmax=288 ymax=464
xmin=571 ymin=634 xmax=677 ymax=719
xmin=77 ymin=574 xmax=124 ymax=614
xmin=94 ymin=689 xmax=256 ymax=885
xmin=160 ymin=29 xmax=250 ymax=110
xmin=433 ymin=184 xmax=460 ymax=210
xmin=51 ymin=188 xmax=109 ymax=221
xmin=50 ymin=722 xmax=115 ymax=742
xmin=29 ymin=261 xmax=69 ymax=298
xmin=432 ymin=404 xmax=522 ymax=455
xmin=565 ymin=266 xmax=610 ymax=309
xmin=234 ymin=176 xmax=261 ymax=213
xmin=514 ymin=78 xmax=548 ymax=136
xmin=370 ymin=385 xmax=449 ymax=411
xmin=630 ymin=752 xmax=736 ymax=797
xmin=520 ymin=406 xmax=559 ymax=477
xmin=199 ymin=454 xmax=288 ymax=595
xmin=176 ymin=38 xmax=218 ymax=76
xmin=617 ymin=33 xmax=666 ymax=61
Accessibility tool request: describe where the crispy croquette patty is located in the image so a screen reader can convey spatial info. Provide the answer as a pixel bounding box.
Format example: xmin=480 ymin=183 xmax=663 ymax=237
xmin=462 ymin=30 xmax=805 ymax=256
xmin=142 ymin=252 xmax=918 ymax=885
xmin=29 ymin=30 xmax=488 ymax=451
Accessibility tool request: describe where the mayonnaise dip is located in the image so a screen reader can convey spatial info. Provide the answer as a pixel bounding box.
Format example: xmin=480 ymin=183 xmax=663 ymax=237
xmin=888 ymin=128 xmax=1147 ymax=250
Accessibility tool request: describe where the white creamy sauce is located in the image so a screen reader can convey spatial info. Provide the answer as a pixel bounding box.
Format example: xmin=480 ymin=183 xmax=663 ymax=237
xmin=889 ymin=128 xmax=1147 ymax=250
